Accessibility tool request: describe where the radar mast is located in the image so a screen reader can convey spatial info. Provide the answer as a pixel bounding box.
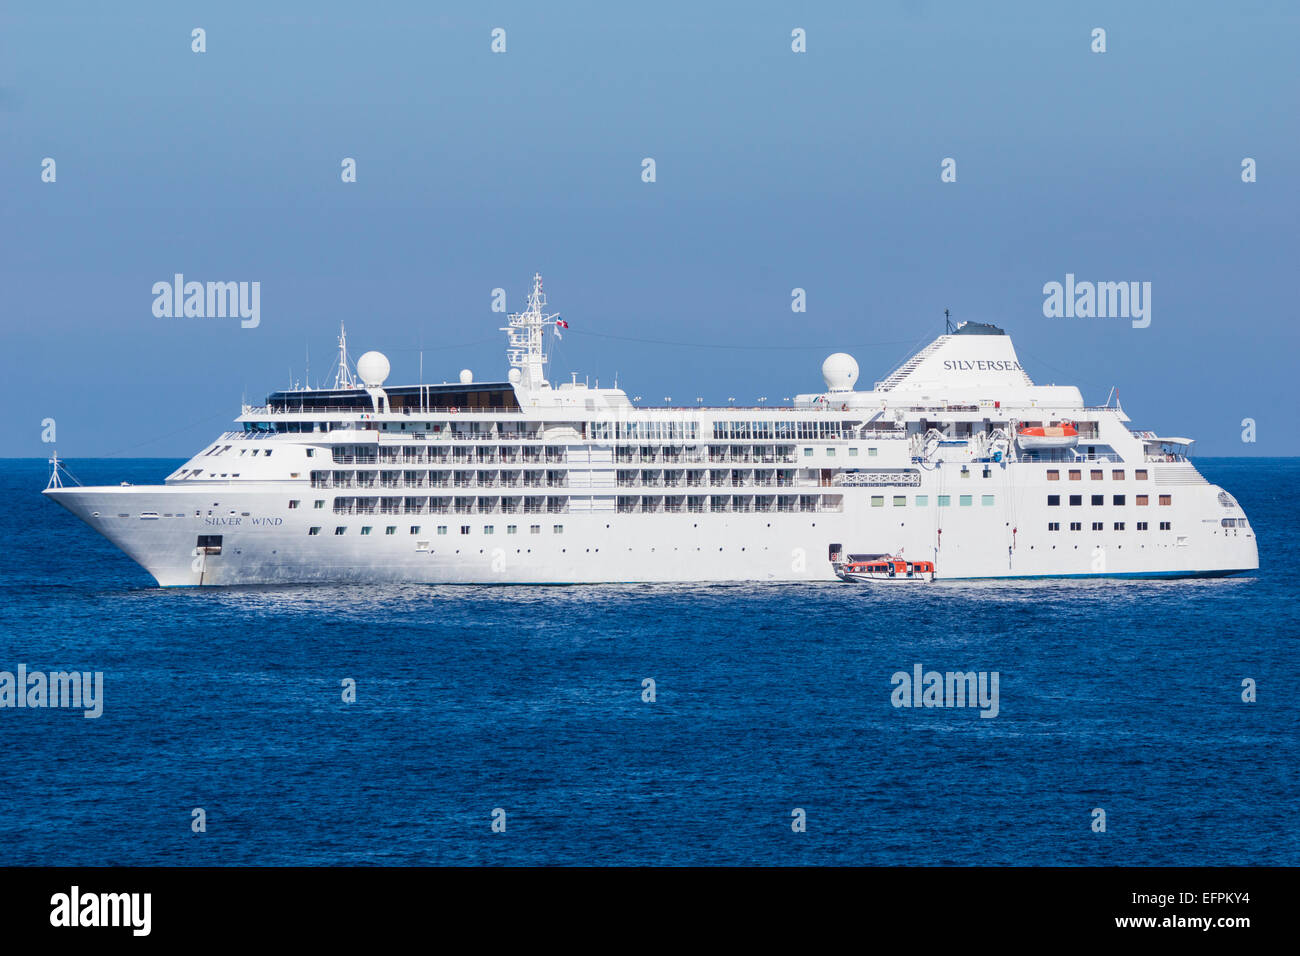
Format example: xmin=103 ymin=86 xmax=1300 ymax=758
xmin=502 ymin=273 xmax=557 ymax=390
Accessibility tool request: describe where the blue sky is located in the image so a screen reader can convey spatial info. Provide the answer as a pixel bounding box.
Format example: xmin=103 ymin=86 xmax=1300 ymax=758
xmin=3 ymin=0 xmax=1297 ymax=457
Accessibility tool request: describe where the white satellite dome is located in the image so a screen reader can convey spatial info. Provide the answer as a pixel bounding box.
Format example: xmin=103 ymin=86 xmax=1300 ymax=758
xmin=356 ymin=351 xmax=390 ymax=387
xmin=459 ymin=369 xmax=474 ymax=385
xmin=507 ymin=368 xmax=522 ymax=385
xmin=822 ymin=352 xmax=859 ymax=392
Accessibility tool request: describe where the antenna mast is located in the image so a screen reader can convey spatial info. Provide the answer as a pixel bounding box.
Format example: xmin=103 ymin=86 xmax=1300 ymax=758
xmin=501 ymin=273 xmax=557 ymax=390
xmin=334 ymin=322 xmax=357 ymax=389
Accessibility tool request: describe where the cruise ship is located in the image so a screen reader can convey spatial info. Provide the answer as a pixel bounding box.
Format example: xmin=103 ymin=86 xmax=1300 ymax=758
xmin=44 ymin=275 xmax=1258 ymax=586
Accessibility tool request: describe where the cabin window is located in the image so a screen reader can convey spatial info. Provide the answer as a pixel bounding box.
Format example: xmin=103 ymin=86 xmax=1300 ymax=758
xmin=981 ymin=495 xmax=994 ymax=506
xmin=437 ymin=526 xmax=448 ymax=535
xmin=1135 ymin=469 xmax=1148 ymax=480
xmin=385 ymin=527 xmax=396 ymax=535
xmin=1069 ymin=470 xmax=1081 ymax=480
xmin=553 ymin=525 xmax=564 ymax=534
xmin=1048 ymin=495 xmax=1060 ymax=506
xmin=361 ymin=527 xmax=372 ymax=535
xmin=410 ymin=526 xmax=421 ymax=534
xmin=1159 ymin=494 xmax=1172 ymax=506
xmin=868 ymin=448 xmax=878 ymax=457
xmin=530 ymin=525 xmax=541 ymax=534
xmin=306 ymin=449 xmax=315 ymax=457
xmin=849 ymin=448 xmax=859 ymax=457
xmin=1160 ymin=521 xmax=1172 ymax=530
xmin=826 ymin=448 xmax=836 ymax=457
xmin=1113 ymin=495 xmax=1125 ymax=505
xmin=315 ymin=500 xmax=324 ymax=509
xmin=938 ymin=495 xmax=951 ymax=507
xmin=1069 ymin=495 xmax=1082 ymax=506
xmin=915 ymin=495 xmax=928 ymax=506
xmin=1114 ymin=522 xmax=1125 ymax=530
xmin=1048 ymin=522 xmax=1060 ymax=531
xmin=334 ymin=527 xmax=346 ymax=535
xmin=1136 ymin=495 xmax=1149 ymax=506
xmin=308 ymin=527 xmax=320 ymax=535
xmin=1112 ymin=469 xmax=1124 ymax=480
xmin=1069 ymin=522 xmax=1082 ymax=531
xmin=1137 ymin=521 xmax=1148 ymax=530
xmin=460 ymin=526 xmax=470 ymax=534
xmin=507 ymin=525 xmax=518 ymax=534
xmin=1046 ymin=470 xmax=1059 ymax=480
xmin=871 ymin=496 xmax=884 ymax=508
xmin=1091 ymin=495 xmax=1104 ymax=506
xmin=1092 ymin=522 xmax=1104 ymax=531
xmin=484 ymin=526 xmax=494 ymax=535
xmin=288 ymin=500 xmax=300 ymax=509
xmin=803 ymin=448 xmax=813 ymax=457
xmin=959 ymin=495 xmax=972 ymax=506
xmin=1091 ymin=470 xmax=1103 ymax=480
xmin=893 ymin=496 xmax=906 ymax=507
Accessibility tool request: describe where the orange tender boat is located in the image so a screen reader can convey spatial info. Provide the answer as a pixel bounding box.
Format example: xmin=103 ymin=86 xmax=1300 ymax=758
xmin=1016 ymin=420 xmax=1079 ymax=449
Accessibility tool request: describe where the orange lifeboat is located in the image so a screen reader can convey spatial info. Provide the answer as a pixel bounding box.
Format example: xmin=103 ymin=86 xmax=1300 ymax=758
xmin=833 ymin=554 xmax=935 ymax=583
xmin=1016 ymin=420 xmax=1079 ymax=449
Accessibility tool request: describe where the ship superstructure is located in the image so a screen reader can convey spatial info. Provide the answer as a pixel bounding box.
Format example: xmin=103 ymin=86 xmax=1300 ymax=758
xmin=44 ymin=275 xmax=1258 ymax=586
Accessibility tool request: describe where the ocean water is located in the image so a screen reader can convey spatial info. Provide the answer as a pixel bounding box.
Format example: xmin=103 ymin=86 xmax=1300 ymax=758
xmin=0 ymin=457 xmax=1295 ymax=866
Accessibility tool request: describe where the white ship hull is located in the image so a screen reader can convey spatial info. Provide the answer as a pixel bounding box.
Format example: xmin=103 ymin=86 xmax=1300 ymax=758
xmin=44 ymin=463 xmax=1259 ymax=586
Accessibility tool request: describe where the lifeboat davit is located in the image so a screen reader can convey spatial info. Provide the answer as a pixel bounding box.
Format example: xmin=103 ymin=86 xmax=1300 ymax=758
xmin=1016 ymin=420 xmax=1078 ymax=449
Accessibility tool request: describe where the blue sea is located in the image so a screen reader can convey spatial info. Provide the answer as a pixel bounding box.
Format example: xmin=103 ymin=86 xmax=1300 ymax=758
xmin=1 ymin=457 xmax=1295 ymax=866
